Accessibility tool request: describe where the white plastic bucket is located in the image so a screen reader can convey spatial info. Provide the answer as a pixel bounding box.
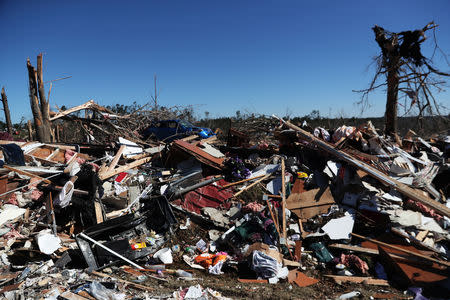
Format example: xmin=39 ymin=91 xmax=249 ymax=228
xmin=154 ymin=247 xmax=173 ymax=264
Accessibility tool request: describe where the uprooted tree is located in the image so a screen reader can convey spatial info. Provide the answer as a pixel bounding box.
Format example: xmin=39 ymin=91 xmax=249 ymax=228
xmin=356 ymin=22 xmax=449 ymax=138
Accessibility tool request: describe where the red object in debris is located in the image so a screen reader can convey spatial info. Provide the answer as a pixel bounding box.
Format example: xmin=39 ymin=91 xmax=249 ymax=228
xmin=0 ymin=132 xmax=14 ymax=141
xmin=406 ymin=199 xmax=443 ymax=223
xmin=115 ymin=172 xmax=128 ymax=183
xmin=242 ymin=202 xmax=264 ymax=213
xmin=130 ymin=242 xmax=146 ymax=250
xmin=173 ymin=178 xmax=233 ymax=214
xmin=340 ymin=253 xmax=369 ymax=274
xmin=64 ymin=149 xmax=86 ymax=165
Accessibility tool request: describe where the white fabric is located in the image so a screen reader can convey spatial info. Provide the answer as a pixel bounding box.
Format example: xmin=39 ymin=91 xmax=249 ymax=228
xmin=0 ymin=205 xmax=26 ymax=227
xmin=54 ymin=181 xmax=74 ymax=208
xmin=36 ymin=229 xmax=61 ymax=255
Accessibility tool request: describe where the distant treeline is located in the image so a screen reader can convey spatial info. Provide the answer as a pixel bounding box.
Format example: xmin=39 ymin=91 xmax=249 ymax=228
xmin=197 ymin=114 xmax=449 ymax=138
xmin=2 ymin=103 xmax=448 ymax=139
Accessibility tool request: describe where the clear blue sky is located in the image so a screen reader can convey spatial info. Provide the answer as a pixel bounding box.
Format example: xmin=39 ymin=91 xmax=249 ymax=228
xmin=1 ymin=0 xmax=449 ymax=123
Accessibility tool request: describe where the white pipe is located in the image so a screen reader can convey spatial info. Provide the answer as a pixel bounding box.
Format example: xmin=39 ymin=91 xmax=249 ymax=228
xmin=78 ymin=232 xmax=144 ymax=270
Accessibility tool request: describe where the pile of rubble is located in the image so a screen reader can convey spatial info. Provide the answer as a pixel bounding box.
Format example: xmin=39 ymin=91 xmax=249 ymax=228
xmin=0 ymin=102 xmax=449 ymax=299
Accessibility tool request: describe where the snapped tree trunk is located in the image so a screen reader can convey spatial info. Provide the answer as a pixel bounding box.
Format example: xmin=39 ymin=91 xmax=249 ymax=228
xmin=385 ymin=57 xmax=399 ymax=136
xmin=27 ymin=58 xmax=45 ymax=142
xmin=362 ymin=23 xmax=448 ymax=138
xmin=1 ymin=87 xmax=13 ymax=135
xmin=36 ymin=54 xmax=51 ymax=142
xmin=27 ymin=120 xmax=33 ymax=141
xmin=27 ymin=54 xmax=52 ymax=143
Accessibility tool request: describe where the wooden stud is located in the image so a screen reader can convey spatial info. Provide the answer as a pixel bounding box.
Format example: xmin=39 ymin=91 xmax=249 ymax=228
xmin=107 ymin=145 xmax=126 ymax=172
xmin=94 ymin=201 xmax=104 ymax=224
xmin=351 ymin=233 xmax=450 ymax=267
xmin=234 ymin=173 xmax=271 ymax=197
xmin=221 ymin=174 xmax=264 ymax=189
xmin=281 ymin=157 xmax=286 ymax=240
xmin=98 ymin=155 xmax=152 ymax=180
xmin=3 ymin=165 xmax=51 ymax=184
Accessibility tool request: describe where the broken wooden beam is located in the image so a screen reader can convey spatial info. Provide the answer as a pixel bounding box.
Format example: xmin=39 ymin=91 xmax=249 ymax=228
xmin=3 ymin=165 xmax=52 ymax=184
xmin=328 ymin=243 xmax=416 ymax=262
xmin=94 ymin=201 xmax=104 ymax=224
xmin=234 ymin=173 xmax=271 ymax=197
xmin=49 ymin=100 xmax=95 ymax=121
xmin=59 ymin=291 xmax=90 ymax=300
xmin=324 ymin=275 xmax=390 ymax=286
xmin=220 ymin=174 xmax=265 ymax=189
xmin=329 ymin=243 xmax=380 ymax=255
xmin=390 ymin=227 xmax=443 ymax=256
xmin=172 ymin=139 xmax=224 ymax=170
xmin=351 ymin=233 xmax=450 ymax=267
xmin=90 ymin=271 xmax=155 ymax=291
xmin=281 ymin=157 xmax=287 ymax=240
xmin=98 ymin=155 xmax=152 ymax=180
xmin=107 ymin=145 xmax=126 ymax=172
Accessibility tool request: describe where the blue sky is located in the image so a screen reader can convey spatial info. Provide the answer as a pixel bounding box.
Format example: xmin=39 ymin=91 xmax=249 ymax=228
xmin=1 ymin=0 xmax=449 ymax=123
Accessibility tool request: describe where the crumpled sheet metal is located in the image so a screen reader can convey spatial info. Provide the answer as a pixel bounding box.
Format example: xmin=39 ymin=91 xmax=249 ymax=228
xmin=173 ymin=179 xmax=233 ymax=214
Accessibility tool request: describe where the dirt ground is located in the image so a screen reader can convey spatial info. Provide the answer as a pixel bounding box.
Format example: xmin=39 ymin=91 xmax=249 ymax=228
xmin=115 ymin=215 xmax=408 ymax=300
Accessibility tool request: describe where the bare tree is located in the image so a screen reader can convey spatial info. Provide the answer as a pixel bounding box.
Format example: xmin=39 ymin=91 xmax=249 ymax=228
xmin=151 ymin=74 xmax=159 ymax=110
xmin=1 ymin=87 xmax=13 ymax=135
xmin=355 ymin=22 xmax=449 ymax=137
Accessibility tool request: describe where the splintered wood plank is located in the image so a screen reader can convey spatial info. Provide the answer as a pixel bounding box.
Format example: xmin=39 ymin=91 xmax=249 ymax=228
xmin=94 ymin=201 xmax=103 ymax=224
xmin=66 ymin=152 xmax=78 ymax=166
xmin=377 ymin=245 xmax=448 ymax=287
xmin=29 ymin=146 xmax=52 ymax=158
xmin=0 ymin=177 xmax=7 ymax=201
xmin=52 ymin=149 xmax=67 ymax=163
xmin=45 ymin=148 xmax=60 ymax=160
xmin=107 ymin=145 xmax=126 ymax=172
xmin=416 ymin=230 xmax=429 ymax=242
xmin=328 ymin=243 xmax=425 ymax=263
xmin=353 ymin=233 xmax=450 ymax=267
xmin=50 ymin=100 xmax=95 ymax=121
xmin=173 ymin=139 xmax=224 ymax=170
xmin=25 ymin=154 xmax=59 ymax=165
xmin=287 ymin=186 xmax=335 ymax=219
xmin=290 ymin=179 xmax=305 ymax=194
xmin=181 ymin=135 xmax=198 ymax=142
xmin=287 ymin=186 xmax=334 ymax=209
xmin=91 ymin=271 xmax=156 ymax=290
xmin=324 ymin=275 xmax=389 ymax=286
xmin=98 ymin=155 xmax=152 ymax=180
xmin=59 ymin=291 xmax=90 ymax=300
xmin=0 ymin=273 xmax=19 ymax=280
xmin=3 ymin=165 xmax=51 ymax=183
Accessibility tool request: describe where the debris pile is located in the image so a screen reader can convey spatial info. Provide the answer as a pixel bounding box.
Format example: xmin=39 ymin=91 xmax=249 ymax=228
xmin=0 ymin=102 xmax=449 ymax=299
